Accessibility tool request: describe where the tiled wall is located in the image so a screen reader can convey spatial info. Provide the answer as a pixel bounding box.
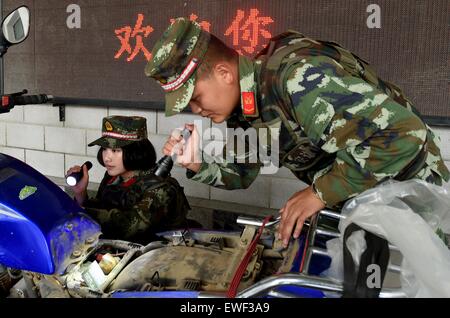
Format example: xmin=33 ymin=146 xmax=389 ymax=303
xmin=1 ymin=105 xmax=449 ymax=210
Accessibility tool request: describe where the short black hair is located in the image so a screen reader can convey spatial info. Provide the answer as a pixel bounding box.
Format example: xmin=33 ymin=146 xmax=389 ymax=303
xmin=97 ymin=139 xmax=157 ymax=171
xmin=196 ymin=34 xmax=239 ymax=80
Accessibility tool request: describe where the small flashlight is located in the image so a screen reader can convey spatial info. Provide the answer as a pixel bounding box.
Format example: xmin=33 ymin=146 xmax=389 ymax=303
xmin=66 ymin=161 xmax=93 ymax=186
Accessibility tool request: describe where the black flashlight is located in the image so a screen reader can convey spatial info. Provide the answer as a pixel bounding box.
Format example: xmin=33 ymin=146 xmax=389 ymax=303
xmin=66 ymin=161 xmax=93 ymax=186
xmin=154 ymin=128 xmax=191 ymax=178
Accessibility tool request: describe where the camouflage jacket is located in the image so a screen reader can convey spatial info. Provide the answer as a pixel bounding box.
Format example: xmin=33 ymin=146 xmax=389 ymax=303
xmin=84 ymin=170 xmax=190 ymax=244
xmin=188 ymin=32 xmax=449 ymax=208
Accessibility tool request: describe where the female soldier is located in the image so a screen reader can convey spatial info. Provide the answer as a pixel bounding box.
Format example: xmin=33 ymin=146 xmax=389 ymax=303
xmin=67 ymin=115 xmax=190 ymax=244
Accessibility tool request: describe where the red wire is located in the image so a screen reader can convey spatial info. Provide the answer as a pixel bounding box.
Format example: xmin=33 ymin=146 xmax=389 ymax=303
xmin=226 ymin=215 xmax=273 ymax=298
xmin=298 ymin=224 xmax=311 ymax=273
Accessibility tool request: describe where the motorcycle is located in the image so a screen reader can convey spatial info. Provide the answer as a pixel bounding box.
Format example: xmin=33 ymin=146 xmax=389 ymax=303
xmin=0 ymin=137 xmax=346 ymax=298
xmin=1 ymin=6 xmax=448 ymax=299
xmin=0 ymin=140 xmax=367 ymax=299
xmin=0 ymin=141 xmax=351 ymax=298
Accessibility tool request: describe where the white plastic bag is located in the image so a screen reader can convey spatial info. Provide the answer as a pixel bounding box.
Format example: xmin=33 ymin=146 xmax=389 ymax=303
xmin=324 ymin=179 xmax=450 ymax=297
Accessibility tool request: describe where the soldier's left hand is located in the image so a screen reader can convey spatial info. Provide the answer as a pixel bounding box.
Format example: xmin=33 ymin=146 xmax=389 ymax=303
xmin=278 ymin=186 xmax=325 ymax=248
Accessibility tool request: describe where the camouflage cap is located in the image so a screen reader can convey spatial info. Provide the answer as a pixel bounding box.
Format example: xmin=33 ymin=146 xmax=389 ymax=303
xmin=145 ymin=17 xmax=210 ymax=117
xmin=88 ymin=116 xmax=148 ymax=148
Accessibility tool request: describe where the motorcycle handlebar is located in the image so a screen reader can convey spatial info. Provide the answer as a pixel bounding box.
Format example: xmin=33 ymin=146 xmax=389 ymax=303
xmin=12 ymin=94 xmax=49 ymax=105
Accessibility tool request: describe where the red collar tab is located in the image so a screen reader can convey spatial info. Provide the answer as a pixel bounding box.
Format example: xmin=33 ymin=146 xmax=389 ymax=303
xmin=121 ymin=177 xmax=137 ymax=187
xmin=2 ymin=96 xmax=10 ymax=107
xmin=241 ymin=92 xmax=258 ymax=117
xmin=107 ymin=176 xmax=118 ymax=185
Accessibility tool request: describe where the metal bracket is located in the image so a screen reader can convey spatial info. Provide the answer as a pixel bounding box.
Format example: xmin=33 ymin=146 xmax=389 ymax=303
xmin=53 ymin=103 xmax=65 ymax=122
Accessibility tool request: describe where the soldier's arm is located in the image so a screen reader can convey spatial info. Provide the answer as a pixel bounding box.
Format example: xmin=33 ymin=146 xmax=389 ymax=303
xmin=187 ymin=127 xmax=262 ymax=190
xmin=83 ymin=186 xmax=169 ymax=240
xmin=285 ymin=55 xmax=427 ymax=207
xmin=78 ymin=172 xmax=110 ymax=209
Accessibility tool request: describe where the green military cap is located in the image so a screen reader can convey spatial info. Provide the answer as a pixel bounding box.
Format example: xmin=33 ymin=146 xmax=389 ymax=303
xmin=88 ymin=116 xmax=148 ymax=148
xmin=145 ymin=17 xmax=210 ymax=117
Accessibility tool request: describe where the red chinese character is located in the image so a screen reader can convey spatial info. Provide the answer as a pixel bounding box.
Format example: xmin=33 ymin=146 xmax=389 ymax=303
xmin=225 ymin=8 xmax=274 ymax=55
xmin=115 ymin=14 xmax=154 ymax=62
xmin=170 ymin=13 xmax=211 ymax=32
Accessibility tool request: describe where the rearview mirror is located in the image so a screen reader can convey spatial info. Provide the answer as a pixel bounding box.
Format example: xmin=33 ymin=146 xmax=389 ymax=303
xmin=1 ymin=6 xmax=30 ymax=45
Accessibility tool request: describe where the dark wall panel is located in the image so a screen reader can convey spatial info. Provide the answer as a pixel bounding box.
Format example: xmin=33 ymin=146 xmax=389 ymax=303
xmin=3 ymin=0 xmax=449 ymax=123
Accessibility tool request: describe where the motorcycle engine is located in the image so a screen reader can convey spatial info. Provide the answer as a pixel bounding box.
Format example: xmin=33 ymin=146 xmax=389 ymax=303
xmin=109 ymin=226 xmax=286 ymax=293
xmin=7 ymin=224 xmax=292 ymax=297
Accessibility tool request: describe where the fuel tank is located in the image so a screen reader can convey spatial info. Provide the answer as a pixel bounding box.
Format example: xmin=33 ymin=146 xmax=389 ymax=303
xmin=0 ymin=154 xmax=101 ymax=274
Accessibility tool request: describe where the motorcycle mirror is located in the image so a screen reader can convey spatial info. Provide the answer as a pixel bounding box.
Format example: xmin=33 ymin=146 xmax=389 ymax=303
xmin=1 ymin=6 xmax=30 ymax=45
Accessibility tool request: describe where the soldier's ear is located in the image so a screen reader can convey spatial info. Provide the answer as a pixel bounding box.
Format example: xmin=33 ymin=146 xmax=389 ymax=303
xmin=213 ymin=62 xmax=237 ymax=85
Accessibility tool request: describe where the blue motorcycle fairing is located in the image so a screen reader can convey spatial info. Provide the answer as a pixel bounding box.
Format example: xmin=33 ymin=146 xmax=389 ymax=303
xmin=0 ymin=154 xmax=101 ymax=274
xmin=111 ymin=291 xmax=201 ymax=298
xmin=271 ymin=285 xmax=326 ymax=298
xmin=110 ymin=288 xmax=324 ymax=298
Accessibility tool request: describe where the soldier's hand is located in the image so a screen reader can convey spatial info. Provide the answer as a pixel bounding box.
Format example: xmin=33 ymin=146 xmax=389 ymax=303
xmin=163 ymin=124 xmax=202 ymax=172
xmin=66 ymin=165 xmax=89 ymax=199
xmin=278 ymin=186 xmax=325 ymax=248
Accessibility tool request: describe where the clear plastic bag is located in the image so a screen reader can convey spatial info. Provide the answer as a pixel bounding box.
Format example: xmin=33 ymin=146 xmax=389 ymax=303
xmin=323 ymin=179 xmax=450 ymax=297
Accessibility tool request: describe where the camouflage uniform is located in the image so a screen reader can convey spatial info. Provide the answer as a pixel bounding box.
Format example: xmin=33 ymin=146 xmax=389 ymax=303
xmin=146 ymin=19 xmax=449 ymax=209
xmin=84 ymin=116 xmax=190 ymax=243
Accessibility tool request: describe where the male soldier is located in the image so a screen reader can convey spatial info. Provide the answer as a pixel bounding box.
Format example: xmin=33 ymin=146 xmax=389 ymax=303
xmin=67 ymin=116 xmax=190 ymax=244
xmin=145 ymin=18 xmax=449 ymax=247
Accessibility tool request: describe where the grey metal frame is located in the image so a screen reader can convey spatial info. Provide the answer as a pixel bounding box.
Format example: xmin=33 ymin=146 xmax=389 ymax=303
xmin=235 ymin=210 xmax=408 ymax=298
